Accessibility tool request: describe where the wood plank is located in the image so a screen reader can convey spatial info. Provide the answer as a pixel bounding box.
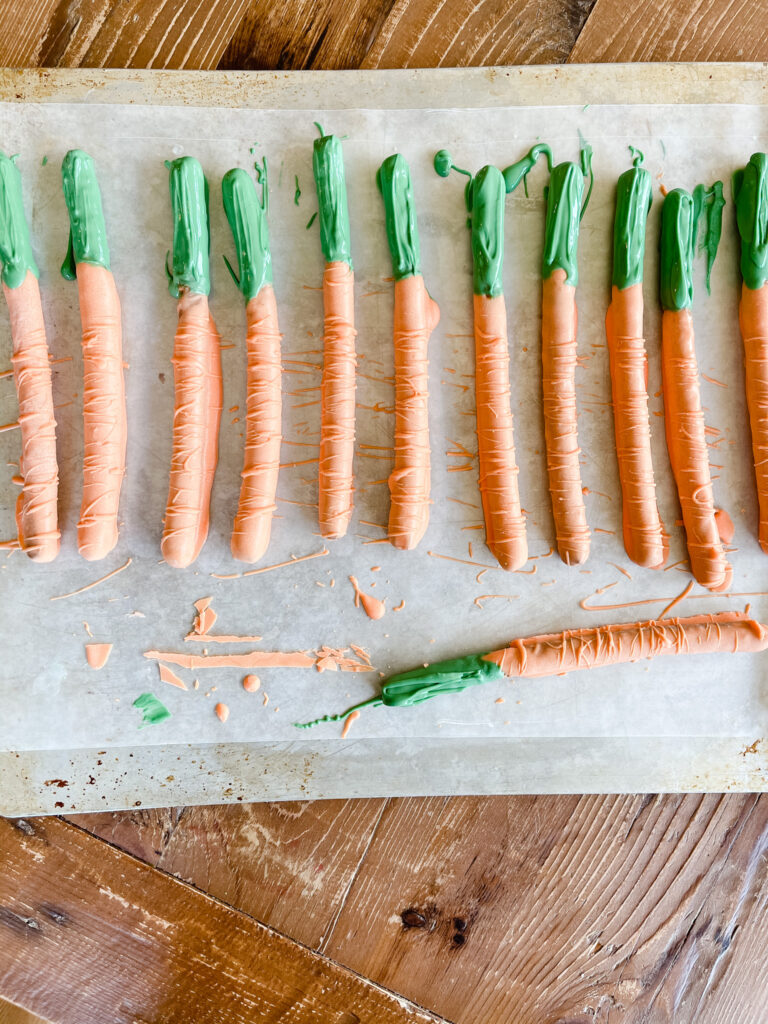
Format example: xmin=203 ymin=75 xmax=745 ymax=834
xmin=218 ymin=0 xmax=396 ymax=70
xmin=0 ymin=0 xmax=59 ymax=66
xmin=0 ymin=815 xmax=446 ymax=1024
xmin=66 ymin=808 xmax=187 ymax=864
xmin=0 ymin=1000 xmax=49 ymax=1024
xmin=362 ymin=0 xmax=598 ymax=68
xmin=36 ymin=0 xmax=249 ymax=69
xmin=322 ymin=794 xmax=768 ymax=1023
xmin=68 ymin=799 xmax=388 ymax=949
xmin=570 ymin=0 xmax=768 ymax=62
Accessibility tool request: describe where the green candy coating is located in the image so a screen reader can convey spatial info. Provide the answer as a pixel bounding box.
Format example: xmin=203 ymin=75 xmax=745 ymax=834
xmin=222 ymin=167 xmax=272 ymax=303
xmin=61 ymin=149 xmax=110 ymax=281
xmin=733 ymin=153 xmax=768 ymax=290
xmin=312 ymin=133 xmax=352 ymax=267
xmin=0 ymin=152 xmax=39 ymax=289
xmin=376 ymin=153 xmax=421 ymax=281
xmin=167 ymin=156 xmax=211 ymax=298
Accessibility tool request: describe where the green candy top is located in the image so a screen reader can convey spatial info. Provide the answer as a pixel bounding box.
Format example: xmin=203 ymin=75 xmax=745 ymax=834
xmin=167 ymin=156 xmax=211 ymax=298
xmin=541 ymin=146 xmax=593 ymax=286
xmin=659 ymin=182 xmax=724 ymax=311
xmin=222 ymin=166 xmax=272 ymax=302
xmin=376 ymin=153 xmax=420 ymax=280
xmin=295 ymin=652 xmax=506 ymax=729
xmin=733 ymin=153 xmax=768 ymax=291
xmin=612 ymin=148 xmax=652 ymax=290
xmin=469 ymin=165 xmax=506 ymax=297
xmin=312 ymin=132 xmax=352 ymax=267
xmin=433 ymin=144 xmax=552 ymax=297
xmin=0 ymin=152 xmax=39 ymax=289
xmin=60 ymin=149 xmax=110 ymax=281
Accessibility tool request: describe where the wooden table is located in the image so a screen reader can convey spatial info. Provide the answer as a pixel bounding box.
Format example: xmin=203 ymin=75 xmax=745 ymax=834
xmin=2 ymin=2 xmax=768 ymax=1021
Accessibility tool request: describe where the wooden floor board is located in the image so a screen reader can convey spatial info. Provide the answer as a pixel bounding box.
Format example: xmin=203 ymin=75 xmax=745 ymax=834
xmin=0 ymin=815 xmax=448 ymax=1024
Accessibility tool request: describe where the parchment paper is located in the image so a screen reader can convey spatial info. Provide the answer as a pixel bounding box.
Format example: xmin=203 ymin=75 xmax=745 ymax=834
xmin=1 ymin=99 xmax=766 ymax=756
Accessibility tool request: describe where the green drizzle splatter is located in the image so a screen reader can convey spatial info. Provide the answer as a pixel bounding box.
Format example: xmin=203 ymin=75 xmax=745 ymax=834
xmin=541 ymin=144 xmax=593 ymax=286
xmin=294 ymin=174 xmax=301 ymax=205
xmin=60 ymin=149 xmax=111 ymax=281
xmin=41 ymin=155 xmax=47 ymax=167
xmin=612 ymin=147 xmax=652 ymax=290
xmin=312 ymin=131 xmax=352 ymax=267
xmin=166 ymin=156 xmax=211 ymax=298
xmin=434 ymin=145 xmax=552 ymax=297
xmin=222 ymin=166 xmax=272 ymax=303
xmin=306 ymin=211 xmax=318 ymax=230
xmin=659 ymin=182 xmax=724 ymax=311
xmin=376 ymin=153 xmax=421 ymax=280
xmin=133 ymin=692 xmax=171 ymax=728
xmin=0 ymin=152 xmax=39 ymax=289
xmin=734 ymin=153 xmax=768 ymax=290
xmin=295 ymin=653 xmax=506 ymax=729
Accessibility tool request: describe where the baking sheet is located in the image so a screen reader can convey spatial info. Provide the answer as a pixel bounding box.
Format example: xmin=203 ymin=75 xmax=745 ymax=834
xmin=1 ymin=67 xmax=768 ymax=812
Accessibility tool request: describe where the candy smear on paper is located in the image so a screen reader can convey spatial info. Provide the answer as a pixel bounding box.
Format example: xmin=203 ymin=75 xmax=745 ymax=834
xmin=133 ymin=692 xmax=171 ymax=728
xmin=85 ymin=643 xmax=112 ymax=669
xmin=349 ymin=576 xmax=386 ymax=620
xmin=159 ymin=663 xmax=187 ymax=690
xmin=243 ymin=674 xmax=261 ymax=692
xmin=215 ymin=702 xmax=230 ymax=723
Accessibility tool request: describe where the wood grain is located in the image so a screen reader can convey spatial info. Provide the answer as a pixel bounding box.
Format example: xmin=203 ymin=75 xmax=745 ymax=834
xmin=69 ymin=799 xmax=388 ymax=948
xmin=219 ymin=0 xmax=396 ymax=70
xmin=0 ymin=815 xmax=446 ymax=1024
xmin=321 ymin=794 xmax=768 ymax=1023
xmin=362 ymin=0 xmax=598 ymax=68
xmin=36 ymin=0 xmax=249 ymax=69
xmin=570 ymin=0 xmax=768 ymax=62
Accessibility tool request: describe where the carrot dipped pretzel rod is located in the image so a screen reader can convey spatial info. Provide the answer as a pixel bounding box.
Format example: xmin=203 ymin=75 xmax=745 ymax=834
xmin=541 ymin=145 xmax=593 ymax=565
xmin=606 ymin=148 xmax=666 ymax=568
xmin=161 ymin=157 xmax=223 ymax=569
xmin=434 ymin=146 xmax=551 ymax=570
xmin=61 ymin=150 xmax=125 ymax=561
xmin=313 ymin=129 xmax=356 ymax=539
xmin=376 ymin=153 xmax=439 ymax=550
xmin=734 ymin=153 xmax=768 ymax=553
xmin=297 ymin=610 xmax=767 ymax=725
xmin=660 ymin=184 xmax=731 ymax=592
xmin=222 ymin=165 xmax=282 ymax=563
xmin=0 ymin=153 xmax=59 ymax=561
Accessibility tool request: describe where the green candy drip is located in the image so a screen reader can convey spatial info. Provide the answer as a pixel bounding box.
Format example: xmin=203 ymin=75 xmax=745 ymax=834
xmin=166 ymin=156 xmax=211 ymax=298
xmin=60 ymin=149 xmax=110 ymax=281
xmin=376 ymin=153 xmax=421 ymax=281
xmin=0 ymin=152 xmax=39 ymax=289
xmin=659 ymin=181 xmax=724 ymax=311
xmin=294 ymin=652 xmax=506 ymax=729
xmin=222 ymin=167 xmax=272 ymax=303
xmin=733 ymin=153 xmax=768 ymax=290
xmin=694 ymin=181 xmax=724 ymax=293
xmin=133 ymin=692 xmax=171 ymax=728
xmin=312 ymin=132 xmax=352 ymax=267
xmin=541 ymin=145 xmax=593 ymax=286
xmin=434 ymin=144 xmax=552 ymax=297
xmin=612 ymin=149 xmax=652 ymax=290
xmin=501 ymin=143 xmax=553 ymax=196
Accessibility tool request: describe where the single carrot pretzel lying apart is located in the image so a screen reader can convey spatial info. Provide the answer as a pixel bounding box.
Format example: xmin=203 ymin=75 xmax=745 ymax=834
xmin=222 ymin=165 xmax=282 ymax=564
xmin=61 ymin=149 xmax=125 ymax=561
xmin=734 ymin=152 xmax=768 ymax=554
xmin=313 ymin=129 xmax=356 ymax=540
xmin=0 ymin=152 xmax=59 ymax=561
xmin=660 ymin=184 xmax=730 ymax=592
xmin=605 ymin=148 xmax=666 ymax=569
xmin=161 ymin=157 xmax=222 ymax=569
xmin=540 ymin=146 xmax=593 ymax=566
xmin=297 ymin=610 xmax=768 ymax=726
xmin=377 ymin=153 xmax=439 ymax=550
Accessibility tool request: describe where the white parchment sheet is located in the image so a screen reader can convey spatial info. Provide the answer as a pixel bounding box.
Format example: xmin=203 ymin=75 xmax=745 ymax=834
xmin=1 ymin=100 xmax=767 ymax=754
